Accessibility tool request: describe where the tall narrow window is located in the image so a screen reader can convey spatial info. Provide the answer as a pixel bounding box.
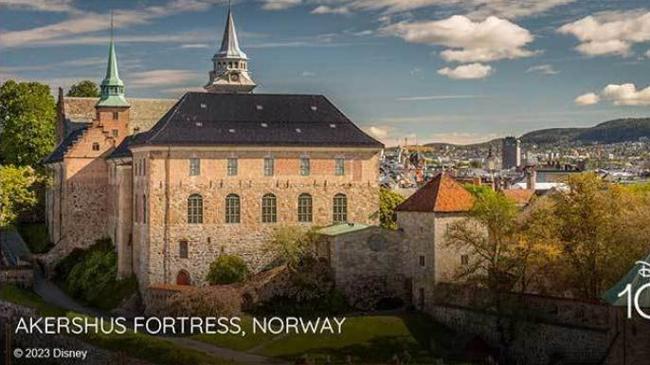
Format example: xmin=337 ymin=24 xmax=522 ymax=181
xmin=261 ymin=193 xmax=277 ymax=223
xmin=297 ymin=193 xmax=313 ymax=223
xmin=112 ymin=129 xmax=119 ymax=137
xmin=179 ymin=240 xmax=188 ymax=259
xmin=225 ymin=194 xmax=241 ymax=223
xmin=264 ymin=157 xmax=274 ymax=176
xmin=142 ymin=194 xmax=147 ymax=224
xmin=134 ymin=195 xmax=139 ymax=223
xmin=299 ymin=157 xmax=310 ymax=176
xmin=335 ymin=158 xmax=345 ymax=176
xmin=227 ymin=158 xmax=238 ymax=176
xmin=187 ymin=194 xmax=203 ymax=224
xmin=189 ymin=158 xmax=200 ymax=176
xmin=333 ymin=193 xmax=347 ymax=223
xmin=112 ymin=111 xmax=119 ymax=120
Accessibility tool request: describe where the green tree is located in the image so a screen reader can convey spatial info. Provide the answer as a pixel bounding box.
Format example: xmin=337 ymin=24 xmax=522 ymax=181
xmin=206 ymin=255 xmax=250 ymax=285
xmin=0 ymin=81 xmax=56 ymax=166
xmin=0 ymin=165 xmax=37 ymax=228
xmin=266 ymin=225 xmax=319 ymax=269
xmin=66 ymin=80 xmax=100 ymax=97
xmin=379 ymin=188 xmax=405 ymax=230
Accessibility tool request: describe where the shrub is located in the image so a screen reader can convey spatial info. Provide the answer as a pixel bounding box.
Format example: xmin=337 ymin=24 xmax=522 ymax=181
xmin=17 ymin=222 xmax=53 ymax=253
xmin=206 ymin=255 xmax=250 ymax=285
xmin=55 ymin=238 xmax=137 ymax=310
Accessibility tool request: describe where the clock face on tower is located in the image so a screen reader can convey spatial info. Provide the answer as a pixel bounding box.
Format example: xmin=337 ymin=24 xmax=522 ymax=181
xmin=231 ymin=73 xmax=240 ymax=82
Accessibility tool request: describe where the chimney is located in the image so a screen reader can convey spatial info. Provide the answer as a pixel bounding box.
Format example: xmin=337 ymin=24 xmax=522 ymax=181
xmin=526 ymin=166 xmax=537 ymax=190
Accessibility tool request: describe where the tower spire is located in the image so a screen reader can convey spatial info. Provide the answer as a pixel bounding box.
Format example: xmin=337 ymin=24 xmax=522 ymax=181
xmin=204 ymin=5 xmax=256 ymax=93
xmin=97 ymin=11 xmax=129 ymax=107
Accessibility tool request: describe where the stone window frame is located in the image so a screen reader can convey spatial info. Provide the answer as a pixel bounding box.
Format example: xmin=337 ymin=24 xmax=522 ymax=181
xmin=227 ymin=157 xmax=238 ymax=176
xmin=179 ymin=240 xmax=189 ymax=259
xmin=225 ymin=194 xmax=241 ymax=224
xmin=189 ymin=158 xmax=200 ymax=176
xmin=299 ymin=156 xmax=310 ymax=176
xmin=261 ymin=193 xmax=277 ymax=223
xmin=332 ymin=193 xmax=347 ymax=223
xmin=297 ymin=193 xmax=313 ymax=223
xmin=187 ymin=194 xmax=203 ymax=224
xmin=263 ymin=156 xmax=274 ymax=176
xmin=335 ymin=157 xmax=345 ymax=176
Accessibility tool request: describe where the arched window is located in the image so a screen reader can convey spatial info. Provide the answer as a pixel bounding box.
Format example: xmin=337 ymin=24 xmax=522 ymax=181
xmin=225 ymin=194 xmax=241 ymax=223
xmin=187 ymin=194 xmax=203 ymax=224
xmin=298 ymin=193 xmax=313 ymax=223
xmin=333 ymin=194 xmax=347 ymax=223
xmin=261 ymin=193 xmax=277 ymax=223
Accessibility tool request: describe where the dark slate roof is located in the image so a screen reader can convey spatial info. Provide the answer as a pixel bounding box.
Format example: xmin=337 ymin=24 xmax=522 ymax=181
xmin=133 ymin=92 xmax=383 ymax=148
xmin=42 ymin=126 xmax=88 ymax=164
xmin=107 ymin=132 xmax=151 ymax=159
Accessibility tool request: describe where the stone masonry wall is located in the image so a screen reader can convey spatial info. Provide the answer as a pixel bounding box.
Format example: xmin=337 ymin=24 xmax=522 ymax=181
xmin=131 ymin=148 xmax=381 ymax=288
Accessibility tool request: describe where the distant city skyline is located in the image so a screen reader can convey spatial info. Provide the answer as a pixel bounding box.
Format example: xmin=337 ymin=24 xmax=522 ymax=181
xmin=2 ymin=0 xmax=650 ymax=146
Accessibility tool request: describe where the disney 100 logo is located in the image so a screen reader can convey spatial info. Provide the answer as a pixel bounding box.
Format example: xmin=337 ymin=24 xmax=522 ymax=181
xmin=618 ymin=260 xmax=650 ymax=319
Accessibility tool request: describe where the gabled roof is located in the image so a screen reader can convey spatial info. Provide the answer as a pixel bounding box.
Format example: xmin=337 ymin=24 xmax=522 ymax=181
xmin=396 ymin=173 xmax=475 ymax=213
xmin=503 ymin=189 xmax=535 ymax=206
xmin=42 ymin=126 xmax=88 ymax=164
xmin=132 ymin=92 xmax=383 ymax=148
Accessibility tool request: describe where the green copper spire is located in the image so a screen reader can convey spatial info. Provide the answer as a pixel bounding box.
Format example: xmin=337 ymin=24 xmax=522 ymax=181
xmin=97 ymin=12 xmax=129 ymax=108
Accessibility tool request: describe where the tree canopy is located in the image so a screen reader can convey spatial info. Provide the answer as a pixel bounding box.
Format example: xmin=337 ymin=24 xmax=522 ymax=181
xmin=66 ymin=80 xmax=99 ymax=97
xmin=0 ymin=165 xmax=37 ymax=228
xmin=0 ymin=80 xmax=56 ymax=166
xmin=379 ymin=188 xmax=405 ymax=230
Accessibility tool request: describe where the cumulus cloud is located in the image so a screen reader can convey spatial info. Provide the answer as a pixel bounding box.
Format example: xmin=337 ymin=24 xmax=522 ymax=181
xmin=261 ymin=0 xmax=302 ymax=11
xmin=437 ymin=63 xmax=493 ymax=79
xmin=526 ymin=64 xmax=559 ymax=75
xmin=558 ymin=10 xmax=650 ymax=56
xmin=382 ymin=15 xmax=536 ymax=63
xmin=576 ymin=83 xmax=650 ymax=106
xmin=574 ymin=92 xmax=600 ymax=106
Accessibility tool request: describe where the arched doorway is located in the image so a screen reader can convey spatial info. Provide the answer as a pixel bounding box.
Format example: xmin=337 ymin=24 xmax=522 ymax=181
xmin=176 ymin=270 xmax=191 ymax=286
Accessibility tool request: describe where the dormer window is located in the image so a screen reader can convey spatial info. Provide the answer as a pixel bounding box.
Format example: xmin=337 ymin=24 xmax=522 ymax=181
xmin=92 ymin=143 xmax=100 ymax=151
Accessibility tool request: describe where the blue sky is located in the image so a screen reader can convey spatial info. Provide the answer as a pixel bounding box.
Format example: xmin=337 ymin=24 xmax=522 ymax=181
xmin=2 ymin=0 xmax=650 ymax=146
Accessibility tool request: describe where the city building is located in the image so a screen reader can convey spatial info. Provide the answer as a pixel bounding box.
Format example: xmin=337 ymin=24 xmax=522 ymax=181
xmin=43 ymin=8 xmax=383 ymax=289
xmin=502 ymin=136 xmax=521 ymax=169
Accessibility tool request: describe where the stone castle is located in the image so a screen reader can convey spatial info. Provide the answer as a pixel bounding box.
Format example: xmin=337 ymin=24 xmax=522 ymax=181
xmin=43 ymin=8 xmax=383 ymax=289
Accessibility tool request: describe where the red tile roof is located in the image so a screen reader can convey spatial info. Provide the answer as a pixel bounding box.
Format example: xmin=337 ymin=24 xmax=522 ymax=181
xmin=503 ymin=189 xmax=535 ymax=206
xmin=396 ymin=173 xmax=475 ymax=213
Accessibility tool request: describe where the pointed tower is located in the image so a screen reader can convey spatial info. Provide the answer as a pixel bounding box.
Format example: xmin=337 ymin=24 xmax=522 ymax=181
xmin=95 ymin=14 xmax=130 ymax=143
xmin=205 ymin=6 xmax=256 ymax=93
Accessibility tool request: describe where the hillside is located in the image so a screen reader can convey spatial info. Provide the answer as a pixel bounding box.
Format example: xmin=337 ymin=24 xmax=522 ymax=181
xmin=520 ymin=118 xmax=650 ymax=145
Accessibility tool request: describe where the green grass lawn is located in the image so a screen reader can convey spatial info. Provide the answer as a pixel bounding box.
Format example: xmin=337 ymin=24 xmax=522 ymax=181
xmin=16 ymin=222 xmax=53 ymax=253
xmin=1 ymin=285 xmax=240 ymax=365
xmin=194 ymin=312 xmax=468 ymax=364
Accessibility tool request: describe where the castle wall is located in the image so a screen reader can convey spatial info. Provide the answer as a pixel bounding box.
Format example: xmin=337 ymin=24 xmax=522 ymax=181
xmin=133 ymin=148 xmax=380 ymax=288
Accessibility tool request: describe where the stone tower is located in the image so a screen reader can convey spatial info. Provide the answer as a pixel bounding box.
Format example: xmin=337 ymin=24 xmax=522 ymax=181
xmin=204 ymin=6 xmax=256 ymax=93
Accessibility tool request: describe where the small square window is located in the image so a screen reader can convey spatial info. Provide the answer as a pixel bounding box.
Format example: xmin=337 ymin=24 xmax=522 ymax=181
xmin=300 ymin=157 xmax=310 ymax=176
xmin=112 ymin=129 xmax=119 ymax=137
xmin=189 ymin=158 xmax=200 ymax=176
xmin=92 ymin=142 xmax=100 ymax=151
xmin=227 ymin=158 xmax=238 ymax=176
xmin=112 ymin=111 xmax=119 ymax=120
xmin=419 ymin=255 xmax=425 ymax=267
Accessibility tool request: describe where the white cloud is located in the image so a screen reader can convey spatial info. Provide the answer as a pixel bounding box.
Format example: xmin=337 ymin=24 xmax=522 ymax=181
xmin=300 ymin=71 xmax=316 ymax=77
xmin=261 ymin=0 xmax=302 ymax=10
xmin=367 ymin=126 xmax=389 ymax=138
xmin=130 ymin=69 xmax=200 ymax=88
xmin=437 ymin=63 xmax=492 ymax=79
xmin=526 ymin=64 xmax=559 ymax=75
xmin=180 ymin=43 xmax=211 ymax=48
xmin=574 ymin=92 xmax=600 ymax=106
xmin=311 ymin=5 xmax=350 ymax=15
xmin=382 ymin=15 xmax=536 ymax=63
xmin=576 ymin=83 xmax=650 ymax=106
xmin=0 ymin=0 xmax=213 ymax=48
xmin=0 ymin=0 xmax=78 ymax=13
xmin=558 ymin=10 xmax=650 ymax=56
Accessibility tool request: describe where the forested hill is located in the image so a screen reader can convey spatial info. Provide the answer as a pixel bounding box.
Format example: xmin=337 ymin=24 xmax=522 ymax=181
xmin=520 ymin=118 xmax=650 ymax=145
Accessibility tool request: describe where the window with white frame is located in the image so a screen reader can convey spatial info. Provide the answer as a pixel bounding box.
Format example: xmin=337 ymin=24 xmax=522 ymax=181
xmin=227 ymin=158 xmax=238 ymax=176
xmin=189 ymin=158 xmax=200 ymax=176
